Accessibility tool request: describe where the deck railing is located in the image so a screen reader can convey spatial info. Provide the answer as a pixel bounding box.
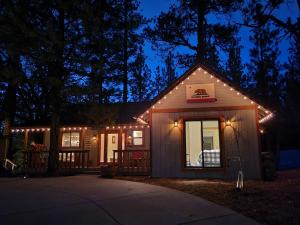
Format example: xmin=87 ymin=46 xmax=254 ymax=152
xmin=23 ymin=150 xmax=49 ymax=173
xmin=23 ymin=150 xmax=90 ymax=173
xmin=113 ymin=150 xmax=150 ymax=175
xmin=59 ymin=150 xmax=90 ymax=170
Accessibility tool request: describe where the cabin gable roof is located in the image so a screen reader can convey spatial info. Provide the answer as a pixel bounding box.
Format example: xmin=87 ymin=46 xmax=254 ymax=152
xmin=139 ymin=62 xmax=273 ymax=124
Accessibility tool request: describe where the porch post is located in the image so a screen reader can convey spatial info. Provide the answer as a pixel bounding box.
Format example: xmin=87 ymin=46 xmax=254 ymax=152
xmin=24 ymin=129 xmax=28 ymax=149
xmin=118 ymin=128 xmax=122 ymax=151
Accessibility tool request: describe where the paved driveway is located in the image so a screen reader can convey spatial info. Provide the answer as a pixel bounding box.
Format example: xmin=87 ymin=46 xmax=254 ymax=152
xmin=0 ymin=175 xmax=260 ymax=225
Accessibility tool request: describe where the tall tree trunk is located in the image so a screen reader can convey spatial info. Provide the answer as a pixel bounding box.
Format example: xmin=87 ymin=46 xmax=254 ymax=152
xmin=98 ymin=69 xmax=103 ymax=104
xmin=48 ymin=107 xmax=60 ymax=174
xmin=122 ymin=0 xmax=128 ymax=103
xmin=3 ymin=83 xmax=17 ymax=160
xmin=196 ymin=0 xmax=206 ymax=61
xmin=47 ymin=7 xmax=65 ymax=175
xmin=98 ymin=1 xmax=104 ymax=105
xmin=2 ymin=52 xmax=20 ymax=160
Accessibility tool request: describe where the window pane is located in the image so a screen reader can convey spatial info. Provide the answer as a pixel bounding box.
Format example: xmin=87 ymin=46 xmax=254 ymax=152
xmin=132 ymin=130 xmax=143 ymax=145
xmin=202 ymin=120 xmax=221 ymax=167
xmin=70 ymin=132 xmax=80 ymax=147
xmin=133 ymin=131 xmax=143 ymax=138
xmin=185 ymin=121 xmax=202 ymax=167
xmin=62 ymin=133 xmax=71 ymax=147
xmin=133 ymin=137 xmax=143 ymax=145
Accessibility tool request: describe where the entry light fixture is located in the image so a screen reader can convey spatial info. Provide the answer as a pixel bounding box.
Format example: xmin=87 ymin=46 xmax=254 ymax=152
xmin=225 ymin=120 xmax=232 ymax=127
xmin=92 ymin=135 xmax=97 ymax=141
xmin=174 ymin=120 xmax=178 ymax=127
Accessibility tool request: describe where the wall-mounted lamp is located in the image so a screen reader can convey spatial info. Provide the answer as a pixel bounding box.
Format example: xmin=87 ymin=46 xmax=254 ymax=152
xmin=174 ymin=120 xmax=178 ymax=127
xmin=225 ymin=120 xmax=232 ymax=127
xmin=92 ymin=135 xmax=97 ymax=141
xmin=259 ymin=129 xmax=264 ymax=134
xmin=127 ymin=135 xmax=132 ymax=145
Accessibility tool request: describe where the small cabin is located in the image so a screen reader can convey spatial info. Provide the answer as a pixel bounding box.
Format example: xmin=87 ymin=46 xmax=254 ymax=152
xmin=9 ymin=62 xmax=273 ymax=179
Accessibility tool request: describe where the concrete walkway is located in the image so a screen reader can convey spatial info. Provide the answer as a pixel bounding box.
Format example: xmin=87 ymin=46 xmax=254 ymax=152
xmin=0 ymin=175 xmax=260 ymax=225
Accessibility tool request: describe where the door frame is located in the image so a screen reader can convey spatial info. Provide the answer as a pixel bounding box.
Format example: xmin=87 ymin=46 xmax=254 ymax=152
xmin=98 ymin=130 xmax=122 ymax=164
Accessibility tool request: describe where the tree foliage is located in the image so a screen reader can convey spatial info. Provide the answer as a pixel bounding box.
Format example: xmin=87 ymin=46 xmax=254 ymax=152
xmin=146 ymin=0 xmax=242 ymax=70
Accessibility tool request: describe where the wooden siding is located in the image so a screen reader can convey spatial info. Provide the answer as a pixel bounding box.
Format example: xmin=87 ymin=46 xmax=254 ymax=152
xmin=155 ymin=70 xmax=251 ymax=109
xmin=43 ymin=130 xmax=50 ymax=150
xmin=151 ymin=109 xmax=261 ymax=179
xmin=83 ymin=129 xmax=92 ymax=151
xmin=84 ymin=129 xmax=98 ymax=166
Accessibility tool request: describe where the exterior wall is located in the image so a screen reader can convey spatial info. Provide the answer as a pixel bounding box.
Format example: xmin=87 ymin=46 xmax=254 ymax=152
xmin=151 ymin=109 xmax=261 ymax=179
xmin=84 ymin=129 xmax=98 ymax=166
xmin=43 ymin=131 xmax=50 ymax=150
xmin=58 ymin=128 xmax=98 ymax=167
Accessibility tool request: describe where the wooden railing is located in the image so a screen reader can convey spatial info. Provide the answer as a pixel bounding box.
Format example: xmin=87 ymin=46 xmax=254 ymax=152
xmin=23 ymin=150 xmax=49 ymax=173
xmin=59 ymin=150 xmax=89 ymax=170
xmin=22 ymin=150 xmax=90 ymax=173
xmin=113 ymin=150 xmax=150 ymax=175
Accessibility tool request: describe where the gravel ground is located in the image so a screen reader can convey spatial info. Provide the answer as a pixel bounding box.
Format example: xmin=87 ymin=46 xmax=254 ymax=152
xmin=117 ymin=169 xmax=300 ymax=225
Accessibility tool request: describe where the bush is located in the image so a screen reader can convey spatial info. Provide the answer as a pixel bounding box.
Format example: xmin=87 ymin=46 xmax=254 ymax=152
xmin=13 ymin=149 xmax=24 ymax=169
xmin=100 ymin=165 xmax=116 ymax=178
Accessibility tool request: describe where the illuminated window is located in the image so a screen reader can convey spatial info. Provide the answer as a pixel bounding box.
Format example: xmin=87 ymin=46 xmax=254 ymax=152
xmin=127 ymin=130 xmax=143 ymax=146
xmin=185 ymin=120 xmax=221 ymax=168
xmin=133 ymin=130 xmax=143 ymax=145
xmin=62 ymin=132 xmax=80 ymax=147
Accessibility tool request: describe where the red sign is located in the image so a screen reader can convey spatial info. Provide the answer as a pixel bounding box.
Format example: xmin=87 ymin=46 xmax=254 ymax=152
xmin=186 ymin=84 xmax=217 ymax=103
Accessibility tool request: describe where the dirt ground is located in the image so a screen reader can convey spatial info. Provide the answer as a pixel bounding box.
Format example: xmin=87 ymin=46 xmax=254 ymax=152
xmin=117 ymin=169 xmax=300 ymax=225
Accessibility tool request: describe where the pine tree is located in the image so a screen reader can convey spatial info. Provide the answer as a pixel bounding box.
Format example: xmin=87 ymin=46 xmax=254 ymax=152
xmin=130 ymin=47 xmax=151 ymax=102
xmin=248 ymin=24 xmax=282 ymax=107
xmin=116 ymin=0 xmax=146 ymax=103
xmin=162 ymin=52 xmax=177 ymax=86
xmin=225 ymin=36 xmax=245 ymax=87
xmin=150 ymin=66 xmax=166 ymax=98
xmin=242 ymin=0 xmax=299 ymax=38
xmin=146 ymin=0 xmax=241 ymax=70
xmin=285 ymin=35 xmax=300 ymax=112
xmin=82 ymin=0 xmax=111 ymax=104
xmin=0 ymin=2 xmax=29 ymax=159
xmin=282 ymin=34 xmax=300 ymax=148
xmin=3 ymin=1 xmax=96 ymax=174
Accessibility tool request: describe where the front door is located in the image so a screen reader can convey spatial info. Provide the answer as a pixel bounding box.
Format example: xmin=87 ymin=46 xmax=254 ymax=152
xmin=98 ymin=131 xmax=126 ymax=165
xmin=106 ymin=133 xmax=118 ymax=163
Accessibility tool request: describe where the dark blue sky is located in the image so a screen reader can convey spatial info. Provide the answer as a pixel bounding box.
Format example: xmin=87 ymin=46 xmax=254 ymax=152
xmin=138 ymin=0 xmax=299 ymax=76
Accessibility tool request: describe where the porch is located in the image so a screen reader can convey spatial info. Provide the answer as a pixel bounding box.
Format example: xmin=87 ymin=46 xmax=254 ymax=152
xmin=113 ymin=150 xmax=151 ymax=175
xmin=10 ymin=124 xmax=151 ymax=176
xmin=22 ymin=150 xmax=90 ymax=174
xmin=21 ymin=149 xmax=151 ymax=176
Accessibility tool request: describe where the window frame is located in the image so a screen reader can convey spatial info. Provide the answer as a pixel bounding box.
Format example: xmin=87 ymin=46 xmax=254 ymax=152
xmin=61 ymin=131 xmax=82 ymax=149
xmin=126 ymin=129 xmax=144 ymax=147
xmin=182 ymin=118 xmax=223 ymax=170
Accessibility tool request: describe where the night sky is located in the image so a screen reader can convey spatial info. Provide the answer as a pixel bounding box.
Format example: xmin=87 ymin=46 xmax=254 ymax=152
xmin=138 ymin=0 xmax=299 ymax=75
